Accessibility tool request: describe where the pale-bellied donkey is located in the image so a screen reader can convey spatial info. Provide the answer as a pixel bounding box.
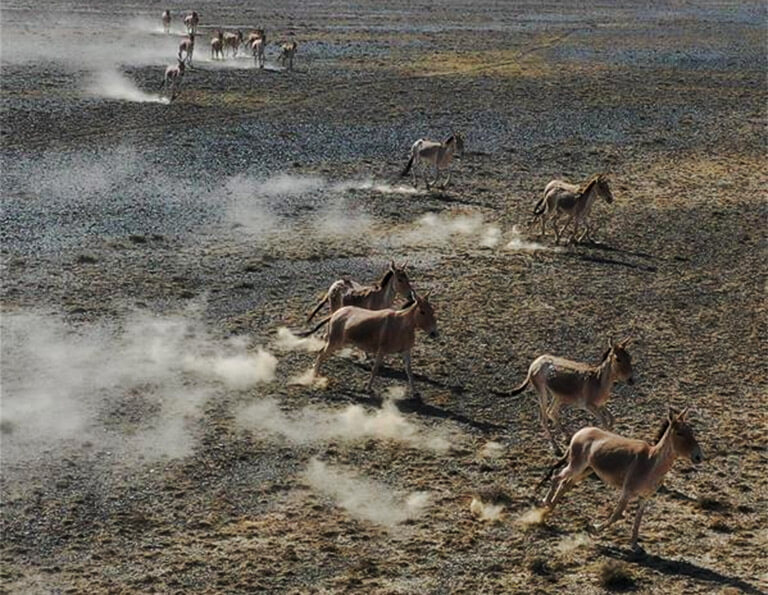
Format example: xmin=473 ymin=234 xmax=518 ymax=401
xmin=400 ymin=133 xmax=464 ymax=189
xmin=162 ymin=59 xmax=185 ymax=101
xmin=211 ymin=31 xmax=224 ymax=61
xmin=508 ymin=337 xmax=635 ymax=454
xmin=307 ymin=261 xmax=413 ymax=322
xmin=183 ymin=11 xmax=199 ymax=35
xmin=178 ymin=34 xmax=195 ymax=66
xmin=223 ymin=30 xmax=244 ymax=58
xmin=247 ymin=29 xmax=267 ymax=48
xmin=161 ymin=10 xmax=171 ymax=34
xmin=301 ymin=292 xmax=438 ymax=397
xmin=250 ymin=32 xmax=266 ymax=69
xmin=532 ymin=173 xmax=614 ymax=244
xmin=279 ymin=41 xmax=297 ymax=70
xmin=540 ymin=407 xmax=703 ymax=550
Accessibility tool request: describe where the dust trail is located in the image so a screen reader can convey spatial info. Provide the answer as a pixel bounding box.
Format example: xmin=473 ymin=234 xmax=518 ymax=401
xmin=479 ymin=441 xmax=505 ymax=459
xmin=304 ymin=458 xmax=430 ymax=527
xmin=237 ymin=398 xmax=453 ymax=451
xmin=517 ymin=507 xmax=549 ymax=526
xmin=470 ymin=497 xmax=505 ymax=521
xmin=505 ymin=225 xmax=558 ymax=252
xmin=0 ymin=311 xmax=277 ymax=464
xmin=87 ymin=69 xmax=170 ymax=104
xmin=395 ymin=212 xmax=498 ymax=247
xmin=334 ymin=178 xmax=421 ymax=195
xmin=314 ymin=198 xmax=373 ymax=238
xmin=287 ymin=368 xmax=329 ymax=388
xmin=556 ymin=532 xmax=591 ymax=552
xmin=273 ymin=327 xmax=324 ymax=352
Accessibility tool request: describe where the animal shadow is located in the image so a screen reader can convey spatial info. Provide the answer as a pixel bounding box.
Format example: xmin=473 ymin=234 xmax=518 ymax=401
xmin=598 ymin=545 xmax=763 ymax=594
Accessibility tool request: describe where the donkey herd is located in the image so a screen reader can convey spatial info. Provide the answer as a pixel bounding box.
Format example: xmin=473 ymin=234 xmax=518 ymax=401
xmin=161 ymin=9 xmax=298 ymax=100
xmin=294 ymin=253 xmax=701 ymax=551
xmin=158 ymin=8 xmax=702 ymax=551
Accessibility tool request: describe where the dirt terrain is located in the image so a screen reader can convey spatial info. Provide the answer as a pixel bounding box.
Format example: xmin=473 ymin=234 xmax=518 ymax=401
xmin=1 ymin=0 xmax=766 ymax=593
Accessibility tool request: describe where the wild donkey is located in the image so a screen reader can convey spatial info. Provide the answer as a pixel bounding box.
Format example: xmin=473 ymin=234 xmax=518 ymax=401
xmin=532 ymin=173 xmax=614 ymax=244
xmin=509 ymin=337 xmax=635 ymax=453
xmin=223 ymin=30 xmax=244 ymax=58
xmin=301 ymin=292 xmax=438 ymax=397
xmin=178 ymin=34 xmax=195 ymax=66
xmin=306 ymin=261 xmax=412 ymax=322
xmin=401 ymin=133 xmax=464 ymax=189
xmin=183 ymin=11 xmax=199 ymax=35
xmin=540 ymin=407 xmax=703 ymax=550
xmin=279 ymin=41 xmax=297 ymax=70
xmin=211 ymin=31 xmax=224 ymax=61
xmin=161 ymin=10 xmax=171 ymax=34
xmin=162 ymin=59 xmax=185 ymax=101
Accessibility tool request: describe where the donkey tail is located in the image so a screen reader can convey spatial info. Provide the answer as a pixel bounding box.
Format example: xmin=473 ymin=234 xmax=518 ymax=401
xmin=400 ymin=153 xmax=415 ymax=178
xmin=506 ymin=375 xmax=530 ymax=397
xmin=536 ymin=451 xmax=570 ymax=491
xmin=532 ymin=196 xmax=547 ymax=216
xmin=306 ymin=293 xmax=329 ymax=322
xmin=295 ymin=315 xmax=331 ymax=338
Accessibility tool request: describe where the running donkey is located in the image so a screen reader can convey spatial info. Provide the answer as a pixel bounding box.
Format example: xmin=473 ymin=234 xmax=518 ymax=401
xmin=307 ymin=261 xmax=413 ymax=322
xmin=301 ymin=292 xmax=438 ymax=397
xmin=533 ymin=173 xmax=614 ymax=244
xmin=540 ymin=407 xmax=703 ymax=549
xmin=509 ymin=337 xmax=635 ymax=454
xmin=401 ymin=133 xmax=464 ymax=189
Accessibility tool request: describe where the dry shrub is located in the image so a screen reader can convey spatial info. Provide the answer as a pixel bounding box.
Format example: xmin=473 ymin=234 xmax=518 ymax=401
xmin=598 ymin=561 xmax=636 ymax=592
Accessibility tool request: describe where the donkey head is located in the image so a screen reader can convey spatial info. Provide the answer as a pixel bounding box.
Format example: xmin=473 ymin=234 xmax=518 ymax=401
xmin=596 ymin=174 xmax=614 ymax=204
xmin=413 ymin=291 xmax=438 ymax=339
xmin=388 ymin=260 xmax=413 ymax=298
xmin=668 ymin=407 xmax=703 ymax=464
xmin=451 ymin=132 xmax=465 ymax=157
xmin=603 ymin=336 xmax=634 ymax=385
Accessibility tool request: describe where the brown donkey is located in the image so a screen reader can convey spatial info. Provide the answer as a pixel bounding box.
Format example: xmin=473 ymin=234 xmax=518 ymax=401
xmin=306 ymin=261 xmax=413 ymax=322
xmin=541 ymin=407 xmax=703 ymax=549
xmin=509 ymin=338 xmax=635 ymax=453
xmin=303 ymin=292 xmax=438 ymax=397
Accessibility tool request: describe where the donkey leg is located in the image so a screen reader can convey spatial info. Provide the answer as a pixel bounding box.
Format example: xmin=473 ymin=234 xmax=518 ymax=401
xmin=538 ymin=388 xmax=562 ymax=455
xmin=586 ymin=404 xmax=610 ymax=429
xmin=365 ymin=351 xmax=384 ymax=391
xmin=630 ymin=499 xmax=648 ymax=549
xmin=594 ymin=494 xmax=630 ymax=532
xmin=313 ymin=344 xmax=336 ymax=376
xmin=401 ymin=351 xmax=418 ymax=398
xmin=543 ymin=475 xmax=567 ymax=509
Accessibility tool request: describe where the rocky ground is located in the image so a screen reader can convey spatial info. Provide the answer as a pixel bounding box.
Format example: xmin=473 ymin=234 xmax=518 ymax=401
xmin=1 ymin=0 xmax=766 ymax=593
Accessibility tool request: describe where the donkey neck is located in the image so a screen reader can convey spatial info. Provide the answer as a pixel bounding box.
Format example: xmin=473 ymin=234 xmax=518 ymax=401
xmin=595 ymin=355 xmax=618 ymax=390
xmin=378 ymin=270 xmax=397 ymax=302
xmin=648 ymin=425 xmax=678 ymax=479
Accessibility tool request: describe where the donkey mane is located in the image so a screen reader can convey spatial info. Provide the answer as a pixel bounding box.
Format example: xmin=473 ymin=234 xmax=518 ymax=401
xmin=350 ymin=268 xmax=393 ymax=300
xmin=653 ymin=418 xmax=670 ymax=445
xmin=578 ymin=173 xmax=603 ymax=196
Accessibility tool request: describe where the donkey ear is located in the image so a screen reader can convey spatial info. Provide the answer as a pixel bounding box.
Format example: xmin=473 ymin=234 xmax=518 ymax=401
xmin=677 ymin=407 xmax=690 ymax=421
xmin=620 ymin=335 xmax=633 ymax=348
xmin=389 ymin=260 xmax=395 ymax=270
xmin=608 ymin=336 xmax=615 ymax=349
xmin=424 ymin=289 xmax=432 ymax=300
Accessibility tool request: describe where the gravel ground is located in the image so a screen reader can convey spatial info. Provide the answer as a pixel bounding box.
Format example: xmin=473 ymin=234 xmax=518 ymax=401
xmin=1 ymin=0 xmax=766 ymax=593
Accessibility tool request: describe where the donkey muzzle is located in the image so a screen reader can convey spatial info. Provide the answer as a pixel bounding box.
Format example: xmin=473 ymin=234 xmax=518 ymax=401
xmin=627 ymin=377 xmax=635 ymax=386
xmin=691 ymin=448 xmax=704 ymax=465
xmin=428 ymin=329 xmax=439 ymax=340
